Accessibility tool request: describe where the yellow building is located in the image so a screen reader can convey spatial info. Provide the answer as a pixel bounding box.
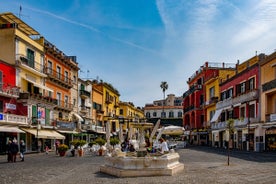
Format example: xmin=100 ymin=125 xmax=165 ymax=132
xmin=93 ymin=81 xmax=120 ymax=134
xmin=119 ymin=101 xmax=145 ymax=134
xmin=260 ymin=51 xmax=276 ymax=150
xmin=205 ymin=68 xmax=236 ymax=126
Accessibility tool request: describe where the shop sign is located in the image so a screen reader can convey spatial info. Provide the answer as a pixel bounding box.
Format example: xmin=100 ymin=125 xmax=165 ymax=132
xmin=0 ymin=114 xmax=3 ymax=120
xmin=5 ymin=103 xmax=16 ymax=110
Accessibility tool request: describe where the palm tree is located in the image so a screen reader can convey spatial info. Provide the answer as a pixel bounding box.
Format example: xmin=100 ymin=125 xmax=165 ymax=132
xmin=160 ymin=81 xmax=168 ymax=118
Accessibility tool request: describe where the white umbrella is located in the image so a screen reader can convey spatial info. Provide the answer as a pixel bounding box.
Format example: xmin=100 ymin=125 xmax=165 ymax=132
xmin=158 ymin=125 xmax=185 ymax=135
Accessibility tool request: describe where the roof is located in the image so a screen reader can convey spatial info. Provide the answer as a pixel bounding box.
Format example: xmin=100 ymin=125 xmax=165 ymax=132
xmin=0 ymin=12 xmax=40 ymax=36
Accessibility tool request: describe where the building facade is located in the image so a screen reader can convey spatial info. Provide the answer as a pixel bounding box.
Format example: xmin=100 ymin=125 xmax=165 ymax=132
xmin=260 ymin=51 xmax=276 ymax=151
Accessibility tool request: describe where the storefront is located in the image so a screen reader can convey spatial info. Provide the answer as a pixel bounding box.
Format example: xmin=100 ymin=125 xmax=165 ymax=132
xmin=265 ymin=128 xmax=276 ymax=151
xmin=0 ymin=126 xmax=25 ymax=155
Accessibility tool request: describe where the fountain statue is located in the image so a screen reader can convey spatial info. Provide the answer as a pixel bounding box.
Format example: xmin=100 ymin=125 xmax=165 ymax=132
xmin=100 ymin=122 xmax=184 ymax=177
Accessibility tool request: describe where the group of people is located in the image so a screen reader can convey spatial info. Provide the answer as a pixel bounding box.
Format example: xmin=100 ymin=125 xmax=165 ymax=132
xmin=121 ymin=137 xmax=170 ymax=154
xmin=6 ymin=139 xmax=26 ymax=162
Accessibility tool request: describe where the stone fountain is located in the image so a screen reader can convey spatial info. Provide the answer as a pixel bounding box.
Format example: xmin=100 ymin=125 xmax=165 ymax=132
xmin=100 ymin=122 xmax=184 ymax=177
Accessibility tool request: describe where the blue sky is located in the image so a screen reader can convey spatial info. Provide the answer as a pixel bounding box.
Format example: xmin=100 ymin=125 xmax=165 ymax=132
xmin=1 ymin=0 xmax=276 ymax=107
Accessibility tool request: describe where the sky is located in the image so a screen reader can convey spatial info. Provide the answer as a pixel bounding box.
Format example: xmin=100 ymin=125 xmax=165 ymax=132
xmin=1 ymin=0 xmax=276 ymax=107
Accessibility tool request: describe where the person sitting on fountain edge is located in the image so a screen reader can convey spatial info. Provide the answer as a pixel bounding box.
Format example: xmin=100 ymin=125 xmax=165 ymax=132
xmin=159 ymin=138 xmax=169 ymax=154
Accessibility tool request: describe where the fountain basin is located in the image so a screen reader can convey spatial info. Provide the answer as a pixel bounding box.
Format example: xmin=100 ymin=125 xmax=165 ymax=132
xmin=100 ymin=152 xmax=184 ymax=177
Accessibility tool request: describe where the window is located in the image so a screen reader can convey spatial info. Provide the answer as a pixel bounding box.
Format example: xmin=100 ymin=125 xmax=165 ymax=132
xmin=161 ymin=111 xmax=166 ymax=118
xmin=228 ymin=88 xmax=233 ymax=98
xmin=241 ymin=82 xmax=246 ymax=93
xmin=47 ymin=60 xmax=52 ymax=74
xmin=209 ymin=86 xmax=215 ymax=99
xmin=240 ymin=107 xmax=245 ymax=118
xmin=210 ymin=110 xmax=215 ymax=121
xmin=153 ymin=112 xmax=157 ymax=117
xmin=27 ymin=48 xmax=34 ymax=68
xmin=249 ymin=104 xmax=255 ymax=118
xmin=57 ymin=66 xmax=61 ymax=79
xmin=178 ymin=111 xmax=182 ymax=118
xmin=64 ymin=95 xmax=68 ymax=108
xmin=65 ymin=71 xmax=68 ymax=83
xmin=169 ymin=111 xmax=174 ymax=118
xmin=73 ymin=99 xmax=76 ymax=107
xmin=57 ymin=92 xmax=61 ymax=105
xmin=146 ymin=112 xmax=150 ymax=118
xmin=120 ymin=109 xmax=123 ymax=115
xmin=73 ymin=76 xmax=76 ymax=83
xmin=249 ymin=78 xmax=255 ymax=90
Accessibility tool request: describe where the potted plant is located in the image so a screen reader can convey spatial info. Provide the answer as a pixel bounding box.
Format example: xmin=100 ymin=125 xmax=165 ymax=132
xmin=78 ymin=140 xmax=87 ymax=156
xmin=58 ymin=144 xmax=69 ymax=157
xmin=110 ymin=137 xmax=120 ymax=148
xmin=95 ymin=137 xmax=106 ymax=156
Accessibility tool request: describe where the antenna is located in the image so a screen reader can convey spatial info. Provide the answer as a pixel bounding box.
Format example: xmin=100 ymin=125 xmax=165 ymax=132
xmin=19 ymin=5 xmax=22 ymax=18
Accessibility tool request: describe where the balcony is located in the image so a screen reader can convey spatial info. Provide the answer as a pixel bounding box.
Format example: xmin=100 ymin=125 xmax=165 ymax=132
xmin=17 ymin=92 xmax=58 ymax=105
xmin=80 ymin=105 xmax=89 ymax=114
xmin=79 ymin=89 xmax=90 ymax=99
xmin=16 ymin=54 xmax=46 ymax=77
xmin=183 ymin=84 xmax=202 ymax=98
xmin=45 ymin=67 xmax=73 ymax=89
xmin=205 ymin=96 xmax=219 ymax=106
xmin=105 ymin=97 xmax=113 ymax=104
xmin=262 ymin=79 xmax=276 ymax=92
xmin=0 ymin=83 xmax=19 ymax=98
xmin=217 ymin=90 xmax=258 ymax=109
xmin=0 ymin=113 xmax=28 ymax=125
xmin=54 ymin=100 xmax=73 ymax=112
xmin=184 ymin=105 xmax=195 ymax=113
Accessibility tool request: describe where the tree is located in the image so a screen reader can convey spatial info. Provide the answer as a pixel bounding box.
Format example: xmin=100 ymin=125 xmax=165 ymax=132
xmin=227 ymin=119 xmax=235 ymax=166
xmin=160 ymin=81 xmax=168 ymax=118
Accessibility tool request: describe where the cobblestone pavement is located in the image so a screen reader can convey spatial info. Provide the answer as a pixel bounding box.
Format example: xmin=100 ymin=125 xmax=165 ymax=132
xmin=0 ymin=147 xmax=276 ymax=184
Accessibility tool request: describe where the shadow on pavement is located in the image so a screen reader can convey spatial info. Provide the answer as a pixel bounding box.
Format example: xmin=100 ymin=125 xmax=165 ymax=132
xmin=187 ymin=146 xmax=276 ymax=163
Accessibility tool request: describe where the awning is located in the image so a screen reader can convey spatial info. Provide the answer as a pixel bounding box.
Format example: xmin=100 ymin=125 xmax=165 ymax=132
xmin=73 ymin=113 xmax=84 ymax=122
xmin=21 ymin=128 xmax=65 ymax=139
xmin=22 ymin=77 xmax=53 ymax=92
xmin=0 ymin=126 xmax=25 ymax=133
xmin=210 ymin=109 xmax=223 ymax=123
xmin=57 ymin=130 xmax=79 ymax=134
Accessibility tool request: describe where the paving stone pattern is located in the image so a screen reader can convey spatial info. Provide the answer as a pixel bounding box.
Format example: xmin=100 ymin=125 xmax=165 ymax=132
xmin=0 ymin=146 xmax=275 ymax=184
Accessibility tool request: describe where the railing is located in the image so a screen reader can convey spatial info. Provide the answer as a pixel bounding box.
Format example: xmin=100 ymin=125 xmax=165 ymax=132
xmin=184 ymin=105 xmax=195 ymax=113
xmin=54 ymin=100 xmax=73 ymax=111
xmin=0 ymin=82 xmax=20 ymax=97
xmin=16 ymin=54 xmax=45 ymax=73
xmin=211 ymin=117 xmax=259 ymax=129
xmin=18 ymin=92 xmax=58 ymax=104
xmin=217 ymin=90 xmax=258 ymax=109
xmin=0 ymin=113 xmax=28 ymax=125
xmin=79 ymin=90 xmax=91 ymax=98
xmin=45 ymin=67 xmax=73 ymax=87
xmin=80 ymin=106 xmax=89 ymax=113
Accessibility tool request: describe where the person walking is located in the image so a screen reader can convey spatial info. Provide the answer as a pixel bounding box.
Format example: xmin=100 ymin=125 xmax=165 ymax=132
xmin=19 ymin=140 xmax=26 ymax=161
xmin=6 ymin=140 xmax=12 ymax=162
xmin=10 ymin=140 xmax=19 ymax=162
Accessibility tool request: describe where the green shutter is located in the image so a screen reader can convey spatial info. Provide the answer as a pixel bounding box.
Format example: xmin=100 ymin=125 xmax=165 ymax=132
xmin=45 ymin=109 xmax=50 ymax=125
xmin=32 ymin=105 xmax=37 ymax=124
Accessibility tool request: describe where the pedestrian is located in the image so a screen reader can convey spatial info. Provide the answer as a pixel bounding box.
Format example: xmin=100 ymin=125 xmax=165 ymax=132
xmin=10 ymin=140 xmax=19 ymax=162
xmin=55 ymin=140 xmax=60 ymax=155
xmin=19 ymin=140 xmax=26 ymax=161
xmin=45 ymin=145 xmax=49 ymax=154
xmin=159 ymin=138 xmax=169 ymax=154
xmin=6 ymin=140 xmax=12 ymax=162
xmin=38 ymin=139 xmax=42 ymax=153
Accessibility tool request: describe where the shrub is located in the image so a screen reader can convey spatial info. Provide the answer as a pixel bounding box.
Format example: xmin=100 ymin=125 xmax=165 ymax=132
xmin=110 ymin=137 xmax=120 ymax=147
xmin=58 ymin=144 xmax=69 ymax=152
xmin=95 ymin=137 xmax=106 ymax=146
